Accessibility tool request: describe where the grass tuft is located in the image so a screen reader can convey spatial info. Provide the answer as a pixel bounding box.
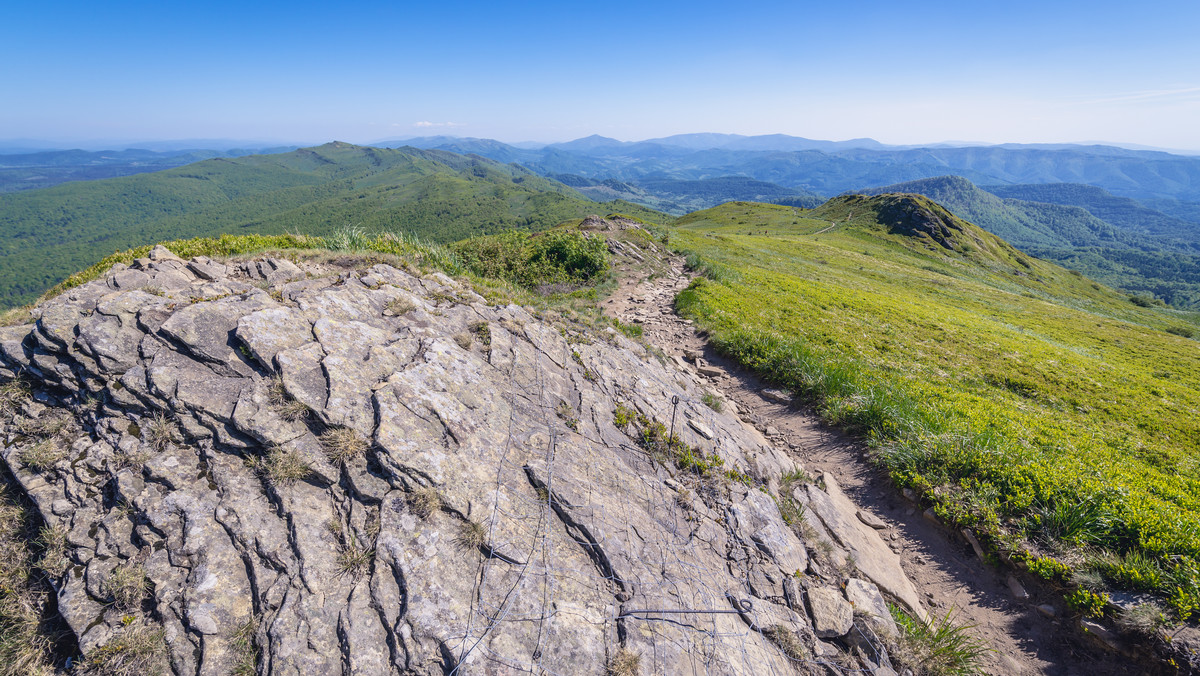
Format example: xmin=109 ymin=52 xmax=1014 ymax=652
xmin=319 ymin=427 xmax=369 ymax=463
xmin=254 ymin=446 xmax=313 ymax=486
xmin=408 ymin=486 xmax=442 ymax=518
xmin=267 ymin=377 xmax=310 ymax=422
xmin=106 ymin=564 xmax=149 ymax=611
xmin=890 ymin=606 xmax=989 ymax=676
xmin=231 ymin=618 xmax=259 ymax=676
xmin=456 ymin=518 xmax=488 ymax=551
xmin=763 ymin=625 xmax=806 ymax=661
xmin=143 ymin=412 xmax=175 ymax=452
xmin=606 ymin=647 xmax=641 ymax=676
xmin=19 ymin=440 xmax=65 ymax=473
xmin=77 ymin=625 xmax=167 ymax=676
xmin=700 ymin=391 xmax=723 ymax=412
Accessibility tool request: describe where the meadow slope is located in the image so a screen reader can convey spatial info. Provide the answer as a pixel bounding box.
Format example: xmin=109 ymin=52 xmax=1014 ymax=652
xmin=672 ymin=197 xmax=1200 ymax=620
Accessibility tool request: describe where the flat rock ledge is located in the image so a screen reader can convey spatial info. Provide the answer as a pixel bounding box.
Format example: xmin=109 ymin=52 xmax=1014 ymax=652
xmin=0 ymin=248 xmax=925 ymax=675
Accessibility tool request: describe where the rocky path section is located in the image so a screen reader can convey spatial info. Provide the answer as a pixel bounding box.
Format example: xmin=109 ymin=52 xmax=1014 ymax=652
xmin=1 ymin=243 xmax=940 ymax=675
xmin=601 ymin=227 xmax=1145 ymax=675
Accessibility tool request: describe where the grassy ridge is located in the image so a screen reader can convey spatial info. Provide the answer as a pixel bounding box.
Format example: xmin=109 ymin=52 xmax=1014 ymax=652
xmin=672 ymin=198 xmax=1200 ymax=618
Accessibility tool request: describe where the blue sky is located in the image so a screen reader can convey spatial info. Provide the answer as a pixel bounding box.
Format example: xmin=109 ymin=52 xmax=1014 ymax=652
xmin=3 ymin=0 xmax=1199 ymax=149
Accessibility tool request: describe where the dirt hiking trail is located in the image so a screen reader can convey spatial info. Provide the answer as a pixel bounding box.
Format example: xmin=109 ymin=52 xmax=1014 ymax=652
xmin=601 ymin=236 xmax=1138 ymax=676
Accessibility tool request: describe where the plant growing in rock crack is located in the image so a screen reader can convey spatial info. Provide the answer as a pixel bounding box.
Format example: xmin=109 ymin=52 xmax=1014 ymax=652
xmin=408 ymin=485 xmax=442 ymax=518
xmin=764 ymin=625 xmax=806 ymax=661
xmin=456 ymin=518 xmax=488 ymax=551
xmin=470 ymin=320 xmax=491 ymax=347
xmin=556 ymin=401 xmax=579 ymax=431
xmin=143 ymin=411 xmax=175 ymax=451
xmin=606 ymin=647 xmax=641 ymax=676
xmin=19 ymin=439 xmax=65 ymax=472
xmin=701 ymin=391 xmax=723 ymax=413
xmin=106 ymin=564 xmax=149 ymax=611
xmin=453 ymin=332 xmax=473 ymax=350
xmin=34 ymin=524 xmax=69 ymax=577
xmin=320 ymin=427 xmax=369 ymax=462
xmin=267 ymin=376 xmax=310 ymax=422
xmin=253 ymin=446 xmax=313 ymax=486
xmin=336 ymin=533 xmax=375 ymax=578
xmin=77 ymin=624 xmax=167 ymax=676
xmin=0 ymin=379 xmax=30 ymax=418
xmin=384 ymin=296 xmax=417 ymax=316
xmin=231 ymin=617 xmax=259 ymax=676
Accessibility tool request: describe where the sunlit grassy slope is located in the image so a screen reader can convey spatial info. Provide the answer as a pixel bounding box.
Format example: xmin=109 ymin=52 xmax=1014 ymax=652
xmin=672 ymin=196 xmax=1200 ymax=617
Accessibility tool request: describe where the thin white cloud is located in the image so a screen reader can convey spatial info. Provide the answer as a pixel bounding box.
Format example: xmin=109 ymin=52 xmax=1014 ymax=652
xmin=1074 ymin=87 xmax=1200 ymax=106
xmin=413 ymin=121 xmax=465 ymax=128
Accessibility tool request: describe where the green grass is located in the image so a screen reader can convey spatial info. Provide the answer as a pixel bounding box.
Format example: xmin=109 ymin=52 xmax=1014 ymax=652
xmin=671 ymin=198 xmax=1200 ymax=618
xmin=891 ymin=605 xmax=990 ymax=676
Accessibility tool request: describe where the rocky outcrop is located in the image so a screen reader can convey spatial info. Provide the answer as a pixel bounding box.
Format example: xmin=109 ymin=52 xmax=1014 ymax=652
xmin=0 ymin=246 xmax=925 ymax=674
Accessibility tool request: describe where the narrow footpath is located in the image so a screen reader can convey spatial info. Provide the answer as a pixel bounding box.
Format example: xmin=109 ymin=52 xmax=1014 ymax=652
xmin=602 ymin=245 xmax=1132 ymax=676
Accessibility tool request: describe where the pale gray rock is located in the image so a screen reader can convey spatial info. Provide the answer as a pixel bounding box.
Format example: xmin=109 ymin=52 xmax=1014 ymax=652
xmin=806 ymin=586 xmax=853 ymax=638
xmin=0 ymin=253 xmax=926 ymax=675
xmin=798 ymin=473 xmax=928 ymax=621
xmin=845 ymin=578 xmax=898 ymax=638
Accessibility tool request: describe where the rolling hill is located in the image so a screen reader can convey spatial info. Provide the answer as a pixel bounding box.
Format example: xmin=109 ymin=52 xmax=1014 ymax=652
xmin=0 ymin=143 xmax=667 ymax=308
xmin=858 ymin=176 xmax=1200 ymax=307
xmin=671 ymin=197 xmax=1200 ymax=626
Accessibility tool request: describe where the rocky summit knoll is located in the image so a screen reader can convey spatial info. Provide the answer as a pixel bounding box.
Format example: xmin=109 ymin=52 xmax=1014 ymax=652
xmin=0 ymin=242 xmax=927 ymax=675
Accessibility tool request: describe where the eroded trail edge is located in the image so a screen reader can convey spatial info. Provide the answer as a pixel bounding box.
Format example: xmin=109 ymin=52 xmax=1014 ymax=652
xmin=603 ymin=238 xmax=1136 ymax=676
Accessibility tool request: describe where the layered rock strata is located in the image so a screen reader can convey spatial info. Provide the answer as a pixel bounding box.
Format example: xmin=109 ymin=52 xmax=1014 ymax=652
xmin=0 ymin=246 xmax=922 ymax=675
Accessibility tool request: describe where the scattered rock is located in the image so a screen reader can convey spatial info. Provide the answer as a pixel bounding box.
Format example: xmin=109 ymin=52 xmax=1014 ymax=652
xmin=857 ymin=509 xmax=887 ymax=530
xmin=961 ymin=527 xmax=985 ymax=560
xmin=1007 ymin=575 xmax=1029 ymax=601
xmin=761 ymin=388 xmax=792 ymax=404
xmin=1036 ymin=604 xmax=1057 ymax=619
xmin=806 ymin=586 xmax=853 ymax=638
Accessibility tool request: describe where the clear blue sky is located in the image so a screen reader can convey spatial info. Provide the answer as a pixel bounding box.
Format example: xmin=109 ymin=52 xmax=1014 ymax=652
xmin=3 ymin=0 xmax=1199 ymax=149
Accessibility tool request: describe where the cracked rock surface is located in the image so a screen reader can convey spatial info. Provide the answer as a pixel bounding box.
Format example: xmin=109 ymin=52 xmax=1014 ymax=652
xmin=0 ymin=245 xmax=924 ymax=675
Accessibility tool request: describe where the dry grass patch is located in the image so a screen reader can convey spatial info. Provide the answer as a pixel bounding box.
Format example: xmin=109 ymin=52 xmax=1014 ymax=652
xmin=408 ymin=485 xmax=442 ymax=518
xmin=143 ymin=412 xmax=175 ymax=451
xmin=19 ymin=440 xmax=65 ymax=473
xmin=106 ymin=564 xmax=149 ymax=611
xmin=0 ymin=489 xmax=57 ymax=675
xmin=78 ymin=624 xmax=168 ymax=676
xmin=267 ymin=377 xmax=310 ymax=422
xmin=319 ymin=427 xmax=368 ymax=463
xmin=764 ymin=625 xmax=806 ymax=661
xmin=230 ymin=618 xmax=259 ymax=676
xmin=456 ymin=518 xmax=487 ymax=551
xmin=384 ymin=296 xmax=416 ymax=316
xmin=253 ymin=446 xmax=313 ymax=487
xmin=606 ymin=647 xmax=641 ymax=676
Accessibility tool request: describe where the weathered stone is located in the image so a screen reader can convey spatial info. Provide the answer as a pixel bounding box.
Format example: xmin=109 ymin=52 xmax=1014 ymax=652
xmin=1007 ymin=575 xmax=1029 ymax=601
xmin=798 ymin=473 xmax=927 ymax=621
xmin=806 ymin=586 xmax=853 ymax=638
xmin=845 ymin=578 xmax=898 ymax=639
xmin=762 ymin=388 xmax=792 ymax=404
xmin=857 ymin=509 xmax=887 ymax=529
xmin=0 ymin=254 xmax=887 ymax=675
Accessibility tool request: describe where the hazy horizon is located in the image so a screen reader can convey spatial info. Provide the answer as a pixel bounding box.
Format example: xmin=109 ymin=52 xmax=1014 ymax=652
xmin=4 ymin=1 xmax=1199 ymax=151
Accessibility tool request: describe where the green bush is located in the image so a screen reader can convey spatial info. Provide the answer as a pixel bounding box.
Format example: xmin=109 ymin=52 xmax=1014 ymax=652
xmin=452 ymin=229 xmax=609 ymax=289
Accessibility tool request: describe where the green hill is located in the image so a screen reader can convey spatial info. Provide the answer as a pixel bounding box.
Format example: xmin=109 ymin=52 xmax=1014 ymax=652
xmin=672 ymin=197 xmax=1200 ymax=620
xmin=983 ymin=182 xmax=1200 ymax=241
xmin=0 ymin=143 xmax=667 ymax=308
xmin=858 ymin=176 xmax=1200 ymax=307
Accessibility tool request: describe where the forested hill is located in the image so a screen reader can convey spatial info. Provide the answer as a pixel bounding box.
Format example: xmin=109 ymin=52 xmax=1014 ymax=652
xmin=0 ymin=142 xmax=666 ymax=308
